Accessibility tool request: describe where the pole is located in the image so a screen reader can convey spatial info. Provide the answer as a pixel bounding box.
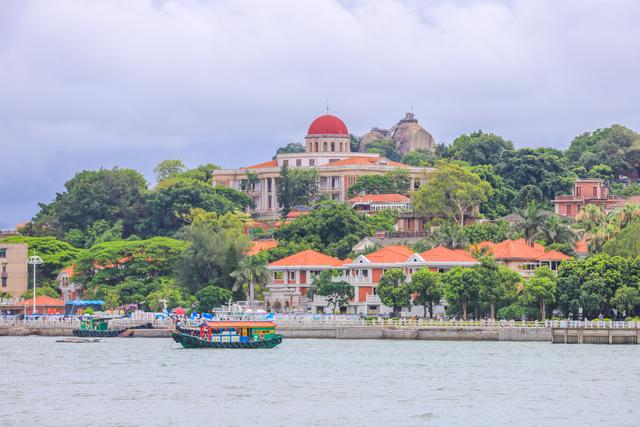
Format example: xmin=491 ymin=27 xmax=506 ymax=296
xmin=33 ymin=261 xmax=36 ymax=315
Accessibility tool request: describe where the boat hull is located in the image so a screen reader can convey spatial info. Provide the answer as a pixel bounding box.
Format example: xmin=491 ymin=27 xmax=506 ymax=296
xmin=172 ymin=331 xmax=283 ymax=349
xmin=72 ymin=322 xmax=153 ymax=338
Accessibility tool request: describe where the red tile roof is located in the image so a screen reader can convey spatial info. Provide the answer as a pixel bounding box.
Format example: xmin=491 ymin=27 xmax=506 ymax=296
xmin=479 ymin=239 xmax=570 ymax=261
xmin=247 ymin=239 xmax=278 ymax=256
xmin=350 ymin=194 xmax=410 ymax=204
xmin=364 ymin=245 xmax=414 ymax=263
xmin=60 ymin=265 xmax=75 ymax=277
xmin=538 ymin=250 xmax=571 ymax=261
xmin=17 ymin=296 xmax=65 ymax=307
xmin=286 ymin=210 xmax=310 ymax=219
xmin=321 ymin=157 xmax=407 ymax=168
xmin=574 ymin=237 xmax=588 ymax=254
xmin=241 ymin=160 xmax=278 ymax=170
xmin=269 ymin=249 xmax=344 ymax=267
xmin=420 ymin=246 xmax=477 ymax=263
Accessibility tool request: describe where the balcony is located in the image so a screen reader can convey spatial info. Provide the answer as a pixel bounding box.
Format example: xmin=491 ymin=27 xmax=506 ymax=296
xmin=332 ymin=275 xmax=372 ymax=285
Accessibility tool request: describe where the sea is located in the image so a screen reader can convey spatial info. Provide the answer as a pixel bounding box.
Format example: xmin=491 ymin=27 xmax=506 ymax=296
xmin=0 ymin=337 xmax=638 ymax=426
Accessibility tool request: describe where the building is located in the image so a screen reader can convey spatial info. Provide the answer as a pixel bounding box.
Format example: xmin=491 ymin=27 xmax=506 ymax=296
xmin=212 ymin=114 xmax=434 ymax=212
xmin=476 ymin=239 xmax=570 ymax=276
xmin=56 ymin=265 xmax=83 ymax=303
xmin=16 ymin=296 xmax=66 ymax=315
xmin=265 ymin=245 xmax=478 ymax=315
xmin=349 ymin=194 xmax=411 ymax=213
xmin=553 ymin=178 xmax=627 ymax=218
xmin=0 ymin=243 xmax=28 ymax=297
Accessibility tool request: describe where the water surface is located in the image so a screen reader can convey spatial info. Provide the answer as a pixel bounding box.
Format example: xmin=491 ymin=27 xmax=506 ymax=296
xmin=0 ymin=337 xmax=637 ymax=426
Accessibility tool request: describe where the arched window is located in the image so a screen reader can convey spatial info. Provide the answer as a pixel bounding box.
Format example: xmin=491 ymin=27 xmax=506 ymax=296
xmin=323 ymin=142 xmax=328 ymax=152
xmin=315 ymin=141 xmax=319 ymax=152
xmin=339 ymin=142 xmax=343 ymax=152
xmin=331 ymin=142 xmax=335 ymax=152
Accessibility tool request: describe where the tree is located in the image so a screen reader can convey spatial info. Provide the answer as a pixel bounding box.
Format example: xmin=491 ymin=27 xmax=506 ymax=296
xmin=523 ymin=267 xmax=557 ymax=320
xmin=315 ymin=271 xmax=355 ymax=313
xmin=347 ymin=169 xmax=411 ymax=197
xmin=442 ymin=267 xmax=481 ymax=320
xmin=154 ymin=160 xmax=186 ymax=183
xmin=603 ymin=220 xmax=640 ymax=257
xmin=275 ymin=142 xmax=305 ymax=155
xmin=365 ymin=139 xmax=401 ymax=161
xmin=176 ymin=218 xmax=251 ymax=293
xmin=274 ymin=200 xmax=374 ymax=259
xmin=411 ymin=269 xmax=442 ymax=318
xmin=1 ymin=236 xmax=82 ymax=282
xmin=276 ymin=164 xmax=319 ymax=215
xmin=140 ymin=179 xmax=252 ymax=237
xmin=514 ymin=202 xmax=546 ymax=246
xmin=33 ymin=168 xmax=147 ymax=238
xmin=449 ymin=131 xmax=514 ymax=166
xmin=195 ymin=285 xmax=233 ymax=313
xmin=424 ymin=222 xmax=469 ymax=250
xmin=412 ymin=161 xmax=491 ymax=226
xmin=476 ymin=258 xmax=521 ymax=320
xmin=401 ymin=150 xmax=437 ymax=167
xmin=516 ymin=185 xmax=544 ymax=209
xmin=537 ymin=215 xmax=577 ymax=246
xmin=230 ymin=256 xmax=270 ymax=302
xmin=461 ymin=221 xmax=511 ymax=244
xmin=471 ymin=165 xmax=516 ymax=218
xmin=376 ymin=269 xmax=411 ymax=317
xmin=611 ymin=285 xmax=640 ymax=317
xmin=145 ymin=278 xmax=192 ymax=312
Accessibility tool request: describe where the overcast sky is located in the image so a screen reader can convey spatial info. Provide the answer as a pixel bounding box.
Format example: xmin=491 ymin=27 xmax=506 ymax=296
xmin=1 ymin=0 xmax=639 ymax=228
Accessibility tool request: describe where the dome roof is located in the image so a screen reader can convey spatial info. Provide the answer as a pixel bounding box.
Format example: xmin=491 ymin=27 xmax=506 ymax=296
xmin=307 ymin=114 xmax=348 ymax=136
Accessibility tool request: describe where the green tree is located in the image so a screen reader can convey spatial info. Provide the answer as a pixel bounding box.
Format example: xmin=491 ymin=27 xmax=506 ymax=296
xmin=154 ymin=160 xmax=186 ymax=183
xmin=424 ymin=222 xmax=469 ymax=250
xmin=33 ymin=168 xmax=147 ymax=238
xmin=442 ymin=266 xmax=481 ymax=320
xmin=315 ymin=271 xmax=355 ymax=313
xmin=476 ymin=258 xmax=521 ymax=320
xmin=275 ymin=142 xmax=305 ymax=155
xmin=603 ymin=220 xmax=640 ymax=257
xmin=347 ymin=169 xmax=411 ymax=197
xmin=1 ymin=236 xmax=82 ymax=282
xmin=230 ymin=256 xmax=270 ymax=302
xmin=411 ymin=269 xmax=442 ymax=318
xmin=412 ymin=161 xmax=491 ymax=226
xmin=514 ymin=202 xmax=546 ymax=246
xmin=195 ymin=285 xmax=233 ymax=313
xmin=365 ymin=139 xmax=401 ymax=161
xmin=401 ymin=150 xmax=437 ymax=166
xmin=537 ymin=215 xmax=577 ymax=246
xmin=611 ymin=285 xmax=640 ymax=317
xmin=516 ymin=185 xmax=545 ymax=209
xmin=276 ymin=164 xmax=319 ymax=215
xmin=471 ymin=165 xmax=516 ymax=218
xmin=523 ymin=267 xmax=557 ymax=320
xmin=146 ymin=278 xmax=191 ymax=312
xmin=376 ymin=269 xmax=411 ymax=317
xmin=449 ymin=130 xmax=514 ymax=166
xmin=461 ymin=221 xmax=512 ymax=244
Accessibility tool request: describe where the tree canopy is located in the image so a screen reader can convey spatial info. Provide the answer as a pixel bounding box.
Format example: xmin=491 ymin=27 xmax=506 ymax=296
xmin=449 ymin=131 xmax=514 ymax=166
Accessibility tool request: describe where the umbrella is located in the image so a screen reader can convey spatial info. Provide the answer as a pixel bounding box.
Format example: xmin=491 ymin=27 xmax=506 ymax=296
xmin=173 ymin=307 xmax=186 ymax=315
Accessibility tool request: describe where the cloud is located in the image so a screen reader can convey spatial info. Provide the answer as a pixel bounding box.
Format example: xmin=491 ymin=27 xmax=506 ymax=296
xmin=1 ymin=0 xmax=639 ymax=227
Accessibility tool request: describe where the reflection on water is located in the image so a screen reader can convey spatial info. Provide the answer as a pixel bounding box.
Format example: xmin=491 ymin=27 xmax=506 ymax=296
xmin=0 ymin=337 xmax=638 ymax=426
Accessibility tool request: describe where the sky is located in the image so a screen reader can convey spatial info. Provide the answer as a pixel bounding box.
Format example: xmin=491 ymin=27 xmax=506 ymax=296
xmin=1 ymin=0 xmax=639 ymax=228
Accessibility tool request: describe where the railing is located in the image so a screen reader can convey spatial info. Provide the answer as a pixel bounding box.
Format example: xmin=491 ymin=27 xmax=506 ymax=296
xmin=332 ymin=276 xmax=372 ymax=284
xmin=0 ymin=317 xmax=174 ymax=329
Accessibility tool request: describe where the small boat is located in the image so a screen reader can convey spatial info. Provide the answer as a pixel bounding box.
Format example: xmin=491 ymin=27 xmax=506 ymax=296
xmin=72 ymin=317 xmax=153 ymax=338
xmin=172 ymin=321 xmax=283 ymax=349
xmin=56 ymin=338 xmax=102 ymax=343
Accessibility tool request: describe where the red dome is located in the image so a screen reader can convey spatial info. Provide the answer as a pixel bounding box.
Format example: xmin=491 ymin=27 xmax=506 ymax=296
xmin=307 ymin=114 xmax=348 ymax=135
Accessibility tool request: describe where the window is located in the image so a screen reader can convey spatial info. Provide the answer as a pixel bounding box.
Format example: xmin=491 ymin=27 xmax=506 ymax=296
xmin=309 ymin=159 xmax=315 ymax=166
xmin=1 ymin=277 xmax=6 ymax=288
xmin=296 ymin=159 xmax=302 ymax=167
xmin=566 ymin=205 xmax=572 ymax=215
xmin=576 ymin=186 xmax=581 ymax=196
xmin=267 ymin=179 xmax=272 ymax=192
xmin=288 ymin=271 xmax=296 ymax=281
xmin=283 ymin=160 xmax=289 ymax=166
xmin=0 ymin=249 xmax=6 ymax=258
xmin=362 ymin=270 xmax=369 ymax=278
xmin=593 ymin=186 xmax=597 ymax=197
xmin=273 ymin=272 xmax=283 ymax=280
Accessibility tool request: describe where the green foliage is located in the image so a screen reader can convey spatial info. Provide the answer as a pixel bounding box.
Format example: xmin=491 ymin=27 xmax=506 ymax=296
xmin=154 ymin=160 xmax=186 ymax=183
xmin=411 ymin=269 xmax=442 ymax=318
xmin=616 ymin=183 xmax=640 ymax=197
xmin=412 ymin=161 xmax=491 ymax=226
xmin=376 ymin=269 xmax=411 ymax=316
xmin=367 ymin=210 xmax=398 ymax=233
xmin=276 ymin=164 xmax=319 ymax=215
xmin=195 ymin=285 xmax=233 ymax=313
xmin=365 ymin=139 xmax=401 ymax=161
xmin=275 ymin=142 xmax=305 ymax=155
xmin=421 ymin=222 xmax=469 ymax=250
xmin=471 ymin=165 xmax=515 ymax=218
xmin=497 ymin=301 xmax=539 ymax=320
xmin=146 ymin=278 xmax=193 ymax=312
xmin=441 ymin=266 xmax=481 ymax=319
xmin=178 ymin=164 xmax=220 ymax=183
xmin=516 ymin=185 xmax=544 ymax=209
xmin=401 ymin=150 xmax=437 ymax=166
xmin=176 ymin=218 xmax=250 ymax=294
xmin=230 ymin=256 xmax=270 ymax=301
xmin=1 ymin=236 xmax=82 ymax=281
xmin=139 ymin=179 xmax=252 ymax=237
xmin=611 ymin=285 xmax=640 ymax=316
xmin=603 ymin=220 xmax=640 ymax=257
xmin=523 ymin=267 xmax=557 ymax=320
xmin=35 ymin=285 xmax=61 ymax=298
xmin=461 ymin=221 xmax=511 ymax=244
xmin=349 ymin=134 xmax=359 ymax=151
xmin=476 ymin=258 xmax=521 ymax=319
xmin=587 ymin=164 xmax=615 ymax=180
xmin=315 ymin=271 xmax=355 ymax=313
xmin=33 ymin=167 xmax=147 ymax=239
xmin=347 ymin=169 xmax=411 ymax=197
xmin=449 ymin=131 xmax=514 ymax=166
xmin=274 ymin=200 xmax=374 ymax=259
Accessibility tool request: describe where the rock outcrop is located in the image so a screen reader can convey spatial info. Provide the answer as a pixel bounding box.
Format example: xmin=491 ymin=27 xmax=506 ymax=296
xmin=358 ymin=112 xmax=436 ymax=155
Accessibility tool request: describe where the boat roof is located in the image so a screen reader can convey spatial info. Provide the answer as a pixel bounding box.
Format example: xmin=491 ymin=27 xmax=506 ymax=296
xmin=202 ymin=321 xmax=275 ymax=328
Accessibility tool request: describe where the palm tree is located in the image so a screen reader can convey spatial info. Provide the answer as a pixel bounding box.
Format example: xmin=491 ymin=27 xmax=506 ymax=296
xmin=575 ymin=204 xmax=607 ymax=232
xmin=515 ymin=202 xmax=546 ymax=247
xmin=231 ymin=256 xmax=270 ymax=303
xmin=538 ymin=215 xmax=577 ymax=246
xmin=616 ymin=203 xmax=640 ymax=229
xmin=428 ymin=222 xmax=469 ymax=249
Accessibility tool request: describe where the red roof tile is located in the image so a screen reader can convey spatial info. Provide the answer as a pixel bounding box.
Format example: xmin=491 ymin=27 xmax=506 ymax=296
xmin=574 ymin=237 xmax=588 ymax=254
xmin=269 ymin=249 xmax=344 ymax=267
xmin=538 ymin=250 xmax=571 ymax=261
xmin=17 ymin=296 xmax=65 ymax=307
xmin=286 ymin=210 xmax=310 ymax=219
xmin=247 ymin=239 xmax=278 ymax=256
xmin=321 ymin=157 xmax=407 ymax=168
xmin=364 ymin=245 xmax=414 ymax=263
xmin=420 ymin=246 xmax=477 ymax=263
xmin=241 ymin=160 xmax=278 ymax=170
xmin=479 ymin=239 xmax=570 ymax=261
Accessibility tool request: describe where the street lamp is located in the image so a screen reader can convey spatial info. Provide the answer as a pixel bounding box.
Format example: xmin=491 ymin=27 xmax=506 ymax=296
xmin=27 ymin=254 xmax=43 ymax=315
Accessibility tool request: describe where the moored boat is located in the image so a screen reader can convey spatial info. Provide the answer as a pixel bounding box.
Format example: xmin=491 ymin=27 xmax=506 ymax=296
xmin=172 ymin=321 xmax=283 ymax=349
xmin=72 ymin=317 xmax=153 ymax=338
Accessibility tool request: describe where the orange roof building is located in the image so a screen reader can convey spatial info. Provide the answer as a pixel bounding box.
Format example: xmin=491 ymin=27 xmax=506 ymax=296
xmin=212 ymin=113 xmax=434 ymax=212
xmin=476 ymin=239 xmax=570 ymax=276
xmin=17 ymin=296 xmax=66 ymax=315
xmin=246 ymin=239 xmax=278 ymax=256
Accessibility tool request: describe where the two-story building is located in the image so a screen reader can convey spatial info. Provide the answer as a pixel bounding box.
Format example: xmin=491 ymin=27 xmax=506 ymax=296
xmin=552 ymin=178 xmax=627 ymax=218
xmin=475 ymin=239 xmax=570 ymax=276
xmin=0 ymin=243 xmax=28 ymax=297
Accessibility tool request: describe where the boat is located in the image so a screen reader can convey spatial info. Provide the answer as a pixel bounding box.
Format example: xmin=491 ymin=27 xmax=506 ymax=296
xmin=72 ymin=317 xmax=153 ymax=338
xmin=56 ymin=338 xmax=102 ymax=343
xmin=172 ymin=321 xmax=283 ymax=349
